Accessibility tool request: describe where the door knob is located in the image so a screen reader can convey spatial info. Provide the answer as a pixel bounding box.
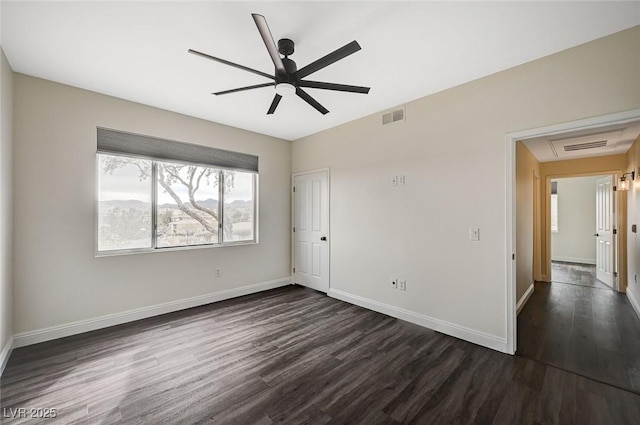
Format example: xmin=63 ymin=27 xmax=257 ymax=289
xmin=593 ymin=233 xmax=599 ymax=237
xmin=320 ymin=236 xmax=327 ymax=241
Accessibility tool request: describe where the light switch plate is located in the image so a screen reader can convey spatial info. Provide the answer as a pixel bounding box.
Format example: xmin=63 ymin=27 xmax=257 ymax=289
xmin=469 ymin=228 xmax=480 ymax=241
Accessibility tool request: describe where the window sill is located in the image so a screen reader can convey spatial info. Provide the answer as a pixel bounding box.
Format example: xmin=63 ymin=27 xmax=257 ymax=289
xmin=95 ymin=240 xmax=258 ymax=257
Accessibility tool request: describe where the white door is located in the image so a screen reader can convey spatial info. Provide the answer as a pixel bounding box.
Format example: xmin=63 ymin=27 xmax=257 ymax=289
xmin=293 ymin=170 xmax=329 ymax=293
xmin=595 ymin=176 xmax=614 ymax=287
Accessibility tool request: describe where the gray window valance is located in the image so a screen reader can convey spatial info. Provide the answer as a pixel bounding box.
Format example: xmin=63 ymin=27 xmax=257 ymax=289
xmin=97 ymin=127 xmax=259 ymax=173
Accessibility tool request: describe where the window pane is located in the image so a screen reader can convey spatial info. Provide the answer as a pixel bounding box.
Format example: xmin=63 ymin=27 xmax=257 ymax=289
xmin=223 ymin=171 xmax=255 ymax=242
xmin=97 ymin=154 xmax=152 ymax=251
xmin=156 ymin=162 xmax=220 ymax=247
xmin=551 ymin=194 xmax=558 ymax=232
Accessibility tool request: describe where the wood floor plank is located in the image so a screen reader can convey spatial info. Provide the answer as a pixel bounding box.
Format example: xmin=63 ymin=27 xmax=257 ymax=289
xmin=518 ymin=262 xmax=640 ymax=393
xmin=2 ymin=284 xmax=640 ymax=424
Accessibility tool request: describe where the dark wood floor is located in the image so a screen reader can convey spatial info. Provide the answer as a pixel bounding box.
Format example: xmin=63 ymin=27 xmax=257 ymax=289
xmin=551 ymin=261 xmax=609 ymax=290
xmin=2 ymin=285 xmax=640 ymax=424
xmin=518 ymin=262 xmax=640 ymax=394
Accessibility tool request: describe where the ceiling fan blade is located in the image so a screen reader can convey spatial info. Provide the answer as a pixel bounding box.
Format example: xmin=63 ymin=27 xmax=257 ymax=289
xmin=296 ymin=87 xmax=329 ymax=115
xmin=213 ymin=82 xmax=275 ymax=96
xmin=188 ymin=49 xmax=274 ymax=80
xmin=251 ymin=14 xmax=286 ymax=74
xmin=299 ymin=80 xmax=370 ymax=94
xmin=296 ymin=41 xmax=361 ymax=79
xmin=267 ymin=94 xmax=282 ymax=115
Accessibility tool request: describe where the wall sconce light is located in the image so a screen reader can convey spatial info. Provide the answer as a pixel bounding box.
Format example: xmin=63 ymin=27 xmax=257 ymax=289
xmin=618 ymin=171 xmax=635 ymax=191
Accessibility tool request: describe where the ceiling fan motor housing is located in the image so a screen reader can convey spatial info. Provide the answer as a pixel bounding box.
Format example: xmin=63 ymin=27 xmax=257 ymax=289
xmin=278 ymin=38 xmax=295 ymax=56
xmin=277 ymin=57 xmax=298 ymax=85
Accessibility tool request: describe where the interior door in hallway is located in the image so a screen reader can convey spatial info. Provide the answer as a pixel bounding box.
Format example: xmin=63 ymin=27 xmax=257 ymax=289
xmin=595 ymin=175 xmax=614 ymax=287
xmin=293 ymin=170 xmax=329 ymax=293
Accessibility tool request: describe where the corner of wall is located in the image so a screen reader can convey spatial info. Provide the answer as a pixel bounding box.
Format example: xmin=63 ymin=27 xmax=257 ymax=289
xmin=626 ymin=136 xmax=640 ymax=317
xmin=0 ymin=45 xmax=15 ymax=374
xmin=515 ymin=142 xmax=541 ymax=300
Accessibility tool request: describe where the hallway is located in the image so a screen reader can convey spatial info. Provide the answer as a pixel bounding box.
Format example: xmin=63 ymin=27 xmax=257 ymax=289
xmin=551 ymin=261 xmax=610 ymax=290
xmin=517 ymin=263 xmax=640 ymax=394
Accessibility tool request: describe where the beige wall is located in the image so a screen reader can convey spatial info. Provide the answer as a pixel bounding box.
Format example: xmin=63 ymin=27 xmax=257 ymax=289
xmin=539 ymin=154 xmax=626 ymax=282
xmin=516 ymin=142 xmax=539 ymax=301
xmin=292 ymin=26 xmax=640 ymax=346
xmin=551 ymin=176 xmax=601 ymax=264
xmin=0 ymin=47 xmax=14 ymax=359
xmin=626 ymin=136 xmax=640 ymax=312
xmin=12 ymin=74 xmax=291 ymax=335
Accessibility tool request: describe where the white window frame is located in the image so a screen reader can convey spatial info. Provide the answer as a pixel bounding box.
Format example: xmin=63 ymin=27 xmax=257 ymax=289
xmin=95 ymin=153 xmax=258 ymax=257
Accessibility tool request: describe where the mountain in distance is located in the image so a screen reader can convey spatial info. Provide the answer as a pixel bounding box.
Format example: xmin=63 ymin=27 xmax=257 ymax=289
xmin=159 ymin=199 xmax=252 ymax=209
xmin=101 ymin=198 xmax=251 ymax=209
xmin=100 ymin=199 xmax=150 ymax=209
xmin=227 ymin=199 xmax=252 ymax=209
xmin=158 ymin=198 xmax=219 ymax=209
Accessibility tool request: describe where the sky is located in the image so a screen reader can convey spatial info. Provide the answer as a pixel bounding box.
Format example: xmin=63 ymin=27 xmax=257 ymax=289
xmin=98 ymin=156 xmax=254 ymax=203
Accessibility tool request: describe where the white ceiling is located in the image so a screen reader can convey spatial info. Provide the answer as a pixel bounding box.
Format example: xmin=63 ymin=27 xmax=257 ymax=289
xmin=2 ymin=1 xmax=639 ymax=141
xmin=521 ymin=120 xmax=640 ymax=163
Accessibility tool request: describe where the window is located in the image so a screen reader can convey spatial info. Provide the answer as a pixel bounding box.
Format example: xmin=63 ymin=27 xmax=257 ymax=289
xmin=97 ymin=156 xmax=153 ymax=251
xmin=96 ymin=128 xmax=258 ymax=255
xmin=156 ymin=161 xmax=221 ymax=248
xmin=550 ymin=181 xmax=558 ymax=233
xmin=223 ymin=170 xmax=255 ymax=242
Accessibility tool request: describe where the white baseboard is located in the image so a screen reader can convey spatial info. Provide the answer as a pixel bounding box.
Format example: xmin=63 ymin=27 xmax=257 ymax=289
xmin=628 ymin=288 xmax=640 ymax=320
xmin=516 ymin=283 xmax=535 ymax=315
xmin=551 ymin=256 xmax=596 ymax=265
xmin=13 ymin=277 xmax=292 ymax=348
xmin=328 ymin=288 xmax=508 ymax=353
xmin=0 ymin=336 xmax=13 ymax=377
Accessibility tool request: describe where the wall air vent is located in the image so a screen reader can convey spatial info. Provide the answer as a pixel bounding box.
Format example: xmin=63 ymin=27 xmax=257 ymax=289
xmin=563 ymin=140 xmax=607 ymax=152
xmin=382 ymin=107 xmax=405 ymax=125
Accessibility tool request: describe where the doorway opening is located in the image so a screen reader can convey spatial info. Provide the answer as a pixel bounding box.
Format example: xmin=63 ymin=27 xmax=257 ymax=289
xmin=550 ymin=174 xmax=615 ymax=290
xmin=507 ymin=109 xmax=640 ymax=354
xmin=508 ymin=110 xmax=640 ymax=393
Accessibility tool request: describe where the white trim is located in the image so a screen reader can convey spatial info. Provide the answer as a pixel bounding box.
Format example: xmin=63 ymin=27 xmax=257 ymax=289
xmin=516 ymin=283 xmax=535 ymax=315
xmin=505 ymin=108 xmax=640 ymax=357
xmin=0 ymin=336 xmax=13 ymax=377
xmin=12 ymin=277 xmax=292 ymax=348
xmin=628 ymin=289 xmax=640 ymax=320
xmin=328 ymin=288 xmax=508 ymax=353
xmin=506 ymin=109 xmax=640 ymax=143
xmin=505 ymin=129 xmax=516 ymax=354
xmin=291 ymin=168 xmax=331 ymax=293
xmin=551 ymin=256 xmax=596 ymax=265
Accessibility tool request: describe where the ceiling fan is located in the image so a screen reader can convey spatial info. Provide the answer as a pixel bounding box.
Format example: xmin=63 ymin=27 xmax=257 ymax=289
xmin=188 ymin=13 xmax=370 ymax=115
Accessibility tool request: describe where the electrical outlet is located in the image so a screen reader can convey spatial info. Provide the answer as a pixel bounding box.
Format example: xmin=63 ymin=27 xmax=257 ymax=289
xmin=391 ymin=278 xmax=397 ymax=289
xmin=215 ymin=269 xmax=222 ymax=277
xmin=398 ymin=279 xmax=406 ymax=291
xmin=392 ymin=176 xmax=398 ymax=186
xmin=398 ymin=175 xmax=406 ymax=185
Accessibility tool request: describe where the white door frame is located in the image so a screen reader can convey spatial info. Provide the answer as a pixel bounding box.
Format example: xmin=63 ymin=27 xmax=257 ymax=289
xmin=291 ymin=168 xmax=330 ymax=290
xmin=505 ymin=108 xmax=640 ymax=355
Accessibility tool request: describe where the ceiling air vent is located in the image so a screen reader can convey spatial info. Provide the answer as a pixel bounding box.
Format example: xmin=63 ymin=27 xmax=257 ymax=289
xmin=563 ymin=140 xmax=607 ymax=152
xmin=382 ymin=107 xmax=405 ymax=125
